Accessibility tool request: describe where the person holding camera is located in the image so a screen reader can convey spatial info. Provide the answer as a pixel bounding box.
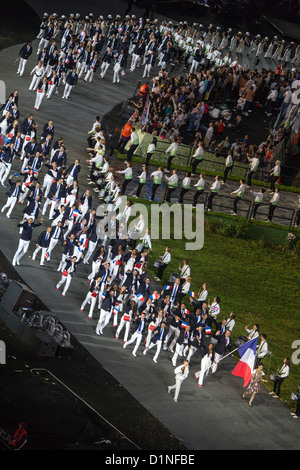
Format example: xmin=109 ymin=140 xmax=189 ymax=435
xmin=269 ymin=357 xmax=290 ymax=398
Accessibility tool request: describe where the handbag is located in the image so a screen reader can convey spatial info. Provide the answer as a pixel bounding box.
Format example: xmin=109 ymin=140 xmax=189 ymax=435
xmin=290 ymin=392 xmax=300 ymax=401
xmin=62 ymin=270 xmax=68 ymax=277
xmin=123 ymin=314 xmax=130 ymax=321
xmin=149 ymin=324 xmax=156 ymax=331
xmin=154 ymin=260 xmax=163 ymax=268
xmin=168 ymin=272 xmax=180 ymax=283
xmin=91 ymin=292 xmax=98 ymax=298
xmin=136 ymin=243 xmax=144 ymax=252
xmin=269 ymin=373 xmax=278 ymax=382
xmin=234 ymin=336 xmax=247 ymax=347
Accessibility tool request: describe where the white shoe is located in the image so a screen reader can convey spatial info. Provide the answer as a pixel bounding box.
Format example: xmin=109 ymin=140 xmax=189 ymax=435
xmin=132 ymin=352 xmax=137 ymax=357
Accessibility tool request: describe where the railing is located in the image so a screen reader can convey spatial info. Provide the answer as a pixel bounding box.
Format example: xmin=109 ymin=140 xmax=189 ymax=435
xmin=159 ymin=184 xmax=298 ymax=230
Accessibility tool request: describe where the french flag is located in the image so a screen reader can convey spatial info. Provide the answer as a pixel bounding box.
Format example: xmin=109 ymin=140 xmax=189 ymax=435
xmin=164 ymin=285 xmax=172 ymax=290
xmin=181 ymin=321 xmax=188 ymax=329
xmin=231 ymin=337 xmax=258 ymax=387
xmin=113 ymin=306 xmax=119 ymax=315
xmin=136 ymin=293 xmax=145 ymax=302
xmin=205 ymin=326 xmax=212 ymax=334
xmin=183 ymin=308 xmax=190 ymax=315
xmin=150 ymin=292 xmax=159 ymax=301
xmin=190 ymin=291 xmax=196 ymax=298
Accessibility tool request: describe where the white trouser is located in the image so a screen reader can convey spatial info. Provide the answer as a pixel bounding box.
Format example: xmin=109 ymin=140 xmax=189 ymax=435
xmin=77 ymin=62 xmax=87 ymax=78
xmin=34 ymin=90 xmax=45 ymax=109
xmin=81 ymin=292 xmax=98 ymax=318
xmin=57 ymin=253 xmax=68 ymax=272
xmin=46 ymin=84 xmax=56 ymax=99
xmin=124 ymin=331 xmax=143 ymax=356
xmin=113 ymin=63 xmax=121 ymax=83
xmin=32 ymin=245 xmax=47 ymax=265
xmin=172 ymin=343 xmax=185 ymax=366
xmin=96 ymin=308 xmax=112 ymax=334
xmin=42 ymin=175 xmax=54 ymax=197
xmin=195 ymin=357 xmax=212 ymax=386
xmin=147 ymin=339 xmax=163 ymax=362
xmin=56 ymin=273 xmax=72 ymax=296
xmin=29 ymin=74 xmax=43 ymax=91
xmin=184 ymin=345 xmax=197 ymax=363
xmin=211 ymin=352 xmax=222 ymax=374
xmin=0 ymin=163 xmax=12 ymax=185
xmin=168 ymin=328 xmax=180 ymax=352
xmin=84 ymin=69 xmax=94 ymax=82
xmin=1 ymin=196 xmax=17 ymax=217
xmin=130 ymin=53 xmax=140 ymax=71
xmin=13 ymin=239 xmax=30 ymax=264
xmin=115 ymin=317 xmax=131 ymax=342
xmin=143 ymin=64 xmax=152 ymax=77
xmin=65 ymin=194 xmax=76 ymax=208
xmin=88 ymin=260 xmax=100 ymax=281
xmin=37 ymin=38 xmax=49 ymax=54
xmin=164 ymin=325 xmax=178 ymax=349
xmin=17 ymin=58 xmax=28 ymax=76
xmin=145 ymin=328 xmax=155 ymax=348
xmin=49 ymin=199 xmax=59 ymax=219
xmin=190 ymin=59 xmax=199 ymax=74
xmin=63 ymin=219 xmax=74 ymax=239
xmin=168 ymin=377 xmax=184 ymax=401
xmin=47 ymin=237 xmax=59 ymax=258
xmin=100 ymin=62 xmax=110 ymax=77
xmin=63 ymin=83 xmax=73 ymax=99
xmin=21 ymin=155 xmax=30 ymax=170
xmin=113 ymin=306 xmax=121 ymax=327
xmin=83 ymin=240 xmax=97 ymax=264
xmin=18 ymin=184 xmax=29 ymax=203
xmin=42 ymin=197 xmax=52 ymax=215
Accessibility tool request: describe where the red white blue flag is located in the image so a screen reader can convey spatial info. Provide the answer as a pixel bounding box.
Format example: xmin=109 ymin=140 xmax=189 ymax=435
xmin=231 ymin=337 xmax=258 ymax=387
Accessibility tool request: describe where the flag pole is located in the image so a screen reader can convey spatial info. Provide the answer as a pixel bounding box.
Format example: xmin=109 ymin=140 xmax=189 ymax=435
xmin=218 ymin=347 xmax=239 ymax=362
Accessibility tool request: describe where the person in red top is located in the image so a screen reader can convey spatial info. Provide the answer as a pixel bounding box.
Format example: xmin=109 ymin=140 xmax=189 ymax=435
xmin=138 ymin=82 xmax=149 ymax=102
xmin=8 ymin=422 xmax=28 ymax=449
xmin=117 ymin=121 xmax=133 ymax=154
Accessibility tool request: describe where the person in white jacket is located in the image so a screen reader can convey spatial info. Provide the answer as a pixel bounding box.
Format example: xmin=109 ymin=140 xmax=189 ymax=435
xmin=168 ymin=359 xmax=190 ymax=402
xmin=164 ymin=169 xmax=178 ymax=203
xmin=165 ymin=138 xmax=178 ymax=172
xmin=194 ymin=343 xmax=214 ymax=387
xmin=230 ymin=178 xmax=246 ymax=215
xmin=28 ymin=61 xmax=45 ymax=91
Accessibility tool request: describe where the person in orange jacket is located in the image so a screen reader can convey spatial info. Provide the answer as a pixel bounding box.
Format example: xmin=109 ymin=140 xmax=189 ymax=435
xmin=117 ymin=121 xmax=133 ymax=154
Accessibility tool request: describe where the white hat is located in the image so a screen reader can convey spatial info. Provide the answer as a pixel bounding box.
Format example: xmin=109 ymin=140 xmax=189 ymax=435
xmin=265 ymin=37 xmax=268 ymax=40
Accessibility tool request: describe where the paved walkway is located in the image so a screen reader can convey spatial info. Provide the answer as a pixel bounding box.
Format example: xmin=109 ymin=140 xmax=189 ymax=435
xmin=0 ymin=5 xmax=299 ymax=450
